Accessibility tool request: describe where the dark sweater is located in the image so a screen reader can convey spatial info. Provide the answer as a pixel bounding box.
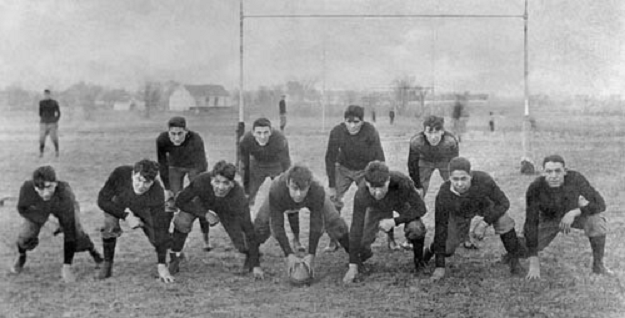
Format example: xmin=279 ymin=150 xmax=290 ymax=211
xmin=267 ymin=174 xmax=326 ymax=256
xmin=97 ymin=166 xmax=169 ymax=262
xmin=39 ymin=99 xmax=60 ymax=123
xmin=239 ymin=129 xmax=291 ymax=184
xmin=175 ymin=173 xmax=260 ymax=267
xmin=17 ymin=180 xmax=77 ymax=263
xmin=279 ymin=100 xmax=286 ymax=114
xmin=432 ymin=171 xmax=509 ymax=267
xmin=156 ymin=130 xmax=208 ymax=190
xmin=407 ymin=131 xmax=459 ymax=188
xmin=349 ymin=171 xmax=426 ymax=264
xmin=524 ymin=170 xmax=605 ymax=256
xmin=325 ymin=122 xmax=385 ymax=188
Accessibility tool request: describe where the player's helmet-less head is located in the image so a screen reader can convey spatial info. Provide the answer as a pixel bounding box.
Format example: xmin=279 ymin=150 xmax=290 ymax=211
xmin=33 ymin=165 xmax=58 ymax=201
xmin=423 ymin=115 xmax=445 ymax=146
xmin=252 ymin=118 xmax=272 ymax=146
xmin=344 ymin=105 xmax=365 ymax=135
xmin=211 ymin=160 xmax=237 ymax=197
xmin=132 ymin=159 xmax=159 ymax=195
xmin=285 ymin=164 xmax=313 ymax=203
xmin=364 ymin=161 xmax=391 ymax=201
xmin=542 ymin=154 xmax=567 ymax=188
xmin=168 ymin=116 xmax=188 ymax=146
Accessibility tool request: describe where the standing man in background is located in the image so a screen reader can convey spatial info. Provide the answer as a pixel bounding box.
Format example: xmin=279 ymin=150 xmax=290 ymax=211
xmin=39 ymin=89 xmax=61 ymax=158
xmin=325 ymin=105 xmax=393 ymax=251
xmin=279 ymin=95 xmax=287 ymax=131
xmin=156 ymin=116 xmax=211 ymax=251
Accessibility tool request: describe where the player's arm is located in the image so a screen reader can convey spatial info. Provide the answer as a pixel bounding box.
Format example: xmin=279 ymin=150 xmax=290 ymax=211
xmin=54 ymin=101 xmax=61 ymax=121
xmin=235 ymin=191 xmax=262 ymax=274
xmin=407 ymin=138 xmax=423 ymax=189
xmin=371 ymin=129 xmax=385 ymax=162
xmin=174 ymin=178 xmax=206 ymax=216
xmin=156 ymin=136 xmax=171 ymax=190
xmin=17 ymin=182 xmax=49 ymax=223
xmin=343 ymin=193 xmax=367 ymax=283
xmin=524 ymin=181 xmax=541 ymax=279
xmin=238 ymin=135 xmax=251 ymax=194
xmin=268 ymin=193 xmax=293 ymax=257
xmin=324 ymin=128 xmax=340 ymax=188
xmin=279 ymin=137 xmax=291 ymax=172
xmin=577 ymin=174 xmax=606 ymax=215
xmin=394 ymin=180 xmax=426 ymax=224
xmin=306 ymin=199 xmax=325 ymax=255
xmin=97 ymin=168 xmax=128 ymax=219
xmin=194 ymin=134 xmax=209 ymax=172
xmin=483 ymin=177 xmax=510 ymax=225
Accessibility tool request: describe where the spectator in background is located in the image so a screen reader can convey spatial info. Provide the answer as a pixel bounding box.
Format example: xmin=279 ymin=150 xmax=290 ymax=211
xmin=389 ymin=107 xmax=396 ymax=125
xmin=279 ymin=95 xmax=287 ymax=131
xmin=39 ymin=89 xmax=61 ymax=158
xmin=489 ymin=111 xmax=495 ymax=132
xmin=451 ymin=95 xmax=465 ymax=142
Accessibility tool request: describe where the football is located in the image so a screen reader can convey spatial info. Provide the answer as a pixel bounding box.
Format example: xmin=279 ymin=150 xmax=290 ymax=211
xmin=289 ymin=259 xmax=312 ymax=286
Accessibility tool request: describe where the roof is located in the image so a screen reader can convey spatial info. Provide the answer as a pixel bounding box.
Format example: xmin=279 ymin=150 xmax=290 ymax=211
xmin=183 ymin=84 xmax=229 ymax=97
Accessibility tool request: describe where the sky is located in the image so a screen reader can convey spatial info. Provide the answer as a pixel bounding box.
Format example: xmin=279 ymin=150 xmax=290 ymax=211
xmin=0 ymin=0 xmax=623 ymax=96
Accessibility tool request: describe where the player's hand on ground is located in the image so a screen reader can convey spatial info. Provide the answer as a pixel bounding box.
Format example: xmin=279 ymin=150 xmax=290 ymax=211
xmin=302 ymin=254 xmax=315 ymax=278
xmin=431 ymin=267 xmax=445 ymax=281
xmin=559 ymin=209 xmax=579 ymax=234
xmin=157 ymin=264 xmax=175 ymax=283
xmin=526 ymin=257 xmax=541 ymax=280
xmin=252 ymin=267 xmax=264 ymax=280
xmin=378 ymin=218 xmax=395 ymax=233
xmin=578 ymin=195 xmax=589 ymax=208
xmin=472 ymin=220 xmax=488 ymax=241
xmin=342 ymin=264 xmax=358 ymax=284
xmin=125 ymin=212 xmax=143 ymax=229
xmin=286 ymin=253 xmax=301 ymax=275
xmin=61 ymin=264 xmax=76 ymax=283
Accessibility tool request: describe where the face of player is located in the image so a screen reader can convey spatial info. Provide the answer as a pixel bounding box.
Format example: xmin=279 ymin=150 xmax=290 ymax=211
xmin=366 ymin=180 xmax=390 ymax=201
xmin=132 ymin=172 xmax=154 ymax=195
xmin=344 ymin=117 xmax=364 ymax=135
xmin=34 ymin=181 xmax=58 ymax=201
xmin=450 ymin=170 xmax=472 ymax=194
xmin=543 ymin=161 xmax=566 ymax=188
xmin=168 ymin=127 xmax=188 ymax=146
xmin=287 ymin=180 xmax=310 ymax=203
xmin=253 ymin=126 xmax=272 ymax=146
xmin=211 ymin=174 xmax=234 ymax=197
xmin=44 ymin=92 xmax=51 ymax=100
xmin=424 ymin=126 xmax=444 ymax=146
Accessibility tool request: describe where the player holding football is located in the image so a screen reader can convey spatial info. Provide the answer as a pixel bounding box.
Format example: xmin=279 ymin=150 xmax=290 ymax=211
xmin=169 ymin=161 xmax=264 ymax=279
xmin=254 ymin=164 xmax=351 ymax=282
xmin=156 ymin=116 xmax=211 ymax=251
xmin=11 ymin=166 xmax=103 ymax=283
xmin=343 ymin=161 xmax=427 ymax=284
xmin=97 ymin=159 xmax=175 ymax=283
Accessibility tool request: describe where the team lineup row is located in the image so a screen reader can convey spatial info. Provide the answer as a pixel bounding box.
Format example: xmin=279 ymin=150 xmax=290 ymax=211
xmin=12 ymin=104 xmax=612 ymax=284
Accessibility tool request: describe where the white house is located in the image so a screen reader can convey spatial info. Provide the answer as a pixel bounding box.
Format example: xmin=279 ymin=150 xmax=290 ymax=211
xmin=168 ymin=84 xmax=231 ymax=111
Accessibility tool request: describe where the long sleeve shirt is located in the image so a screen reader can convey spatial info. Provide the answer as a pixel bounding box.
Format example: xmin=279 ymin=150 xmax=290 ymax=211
xmin=325 ymin=122 xmax=385 ymax=188
xmin=175 ymin=173 xmax=261 ymax=267
xmin=349 ymin=171 xmax=426 ymax=264
xmin=156 ymin=130 xmax=208 ymax=190
xmin=17 ymin=180 xmax=77 ymax=262
xmin=239 ymin=129 xmax=291 ymax=188
xmin=407 ymin=131 xmax=459 ymax=188
xmin=267 ymin=174 xmax=327 ymax=257
xmin=432 ymin=171 xmax=509 ymax=267
xmin=39 ymin=99 xmax=60 ymax=123
xmin=97 ymin=166 xmax=169 ymax=261
xmin=524 ymin=170 xmax=605 ymax=256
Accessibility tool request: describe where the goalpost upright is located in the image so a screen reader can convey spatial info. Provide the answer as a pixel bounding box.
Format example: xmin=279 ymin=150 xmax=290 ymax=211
xmin=236 ymin=0 xmax=532 ymax=171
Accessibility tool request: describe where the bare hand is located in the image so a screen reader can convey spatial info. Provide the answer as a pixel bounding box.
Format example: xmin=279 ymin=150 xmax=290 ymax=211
xmin=526 ymin=257 xmax=540 ymax=280
xmin=559 ymin=209 xmax=579 ymax=234
xmin=252 ymin=267 xmax=265 ymax=280
xmin=343 ymin=264 xmax=358 ymax=284
xmin=431 ymin=267 xmax=445 ymax=281
xmin=157 ymin=264 xmax=175 ymax=283
xmin=578 ymin=195 xmax=589 ymax=208
xmin=302 ymin=254 xmax=315 ymax=278
xmin=61 ymin=264 xmax=76 ymax=283
xmin=378 ymin=218 xmax=396 ymax=233
xmin=472 ymin=220 xmax=488 ymax=241
xmin=328 ymin=187 xmax=337 ymax=201
xmin=205 ymin=210 xmax=220 ymax=226
xmin=125 ymin=213 xmax=143 ymax=229
xmin=286 ymin=254 xmax=300 ymax=275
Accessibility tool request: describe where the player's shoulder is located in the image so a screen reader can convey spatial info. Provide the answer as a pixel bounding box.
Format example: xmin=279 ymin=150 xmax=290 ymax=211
xmin=409 ymin=132 xmax=427 ymax=147
xmin=441 ymin=131 xmax=459 ymax=145
xmin=156 ymin=131 xmax=169 ymax=143
xmin=527 ymin=175 xmax=546 ymax=192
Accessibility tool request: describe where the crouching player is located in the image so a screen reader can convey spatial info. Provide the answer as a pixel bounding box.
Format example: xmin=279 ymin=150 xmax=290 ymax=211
xmin=97 ymin=159 xmax=174 ymax=283
xmin=254 ymin=164 xmax=350 ymax=282
xmin=11 ymin=166 xmax=103 ymax=283
xmin=343 ymin=161 xmax=428 ymax=284
xmin=425 ymin=157 xmax=524 ymax=281
xmin=522 ymin=155 xmax=612 ymax=279
xmin=170 ymin=161 xmax=263 ymax=279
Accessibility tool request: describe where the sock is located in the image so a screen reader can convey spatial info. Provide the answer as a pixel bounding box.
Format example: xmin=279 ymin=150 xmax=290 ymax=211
xmin=102 ymin=238 xmax=117 ymax=262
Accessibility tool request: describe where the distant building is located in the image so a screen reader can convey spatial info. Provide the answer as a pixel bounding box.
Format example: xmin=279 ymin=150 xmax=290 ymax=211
xmin=113 ymin=98 xmax=145 ymax=111
xmin=169 ymin=84 xmax=231 ymax=111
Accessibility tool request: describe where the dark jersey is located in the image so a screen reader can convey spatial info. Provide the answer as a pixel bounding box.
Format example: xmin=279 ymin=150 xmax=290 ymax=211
xmin=156 ymin=130 xmax=208 ymax=189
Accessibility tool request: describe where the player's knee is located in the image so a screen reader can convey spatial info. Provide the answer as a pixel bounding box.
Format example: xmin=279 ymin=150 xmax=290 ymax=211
xmin=17 ymin=236 xmax=39 ymax=251
xmin=404 ymin=219 xmax=426 ymax=240
xmin=493 ymin=214 xmax=516 ymax=234
xmin=173 ymin=214 xmax=194 ymax=234
xmin=585 ymin=214 xmax=607 ymax=237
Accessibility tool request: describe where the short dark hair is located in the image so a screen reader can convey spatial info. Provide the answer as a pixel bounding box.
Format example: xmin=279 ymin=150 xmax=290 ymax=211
xmin=423 ymin=115 xmax=444 ymax=131
xmin=133 ymin=159 xmax=159 ymax=182
xmin=285 ymin=164 xmax=313 ymax=189
xmin=449 ymin=157 xmax=471 ymax=174
xmin=253 ymin=118 xmax=272 ymax=130
xmin=364 ymin=161 xmax=390 ymax=187
xmin=212 ymin=160 xmax=237 ymax=181
xmin=44 ymin=89 xmax=51 ymax=94
xmin=542 ymin=154 xmax=565 ymax=167
xmin=168 ymin=116 xmax=186 ymax=129
xmin=33 ymin=166 xmax=57 ymax=188
xmin=344 ymin=105 xmax=364 ymax=120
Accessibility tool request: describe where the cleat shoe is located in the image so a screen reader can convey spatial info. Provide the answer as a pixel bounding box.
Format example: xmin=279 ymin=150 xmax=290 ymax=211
xmin=399 ymin=241 xmax=413 ymax=250
xmin=509 ymin=257 xmax=524 ymax=276
xmin=359 ymin=249 xmax=373 ymax=264
xmin=10 ymin=253 xmax=26 ymax=274
xmin=387 ymin=239 xmax=400 ymax=251
xmin=169 ymin=253 xmax=181 ymax=275
xmin=97 ymin=261 xmax=113 ymax=280
xmin=592 ymin=262 xmax=614 ymax=276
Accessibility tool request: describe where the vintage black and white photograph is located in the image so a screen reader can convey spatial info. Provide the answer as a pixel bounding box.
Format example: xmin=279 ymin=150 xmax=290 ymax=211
xmin=0 ymin=0 xmax=623 ymax=317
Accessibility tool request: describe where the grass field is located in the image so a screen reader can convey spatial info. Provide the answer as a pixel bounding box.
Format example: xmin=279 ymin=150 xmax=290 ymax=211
xmin=0 ymin=105 xmax=624 ymax=318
